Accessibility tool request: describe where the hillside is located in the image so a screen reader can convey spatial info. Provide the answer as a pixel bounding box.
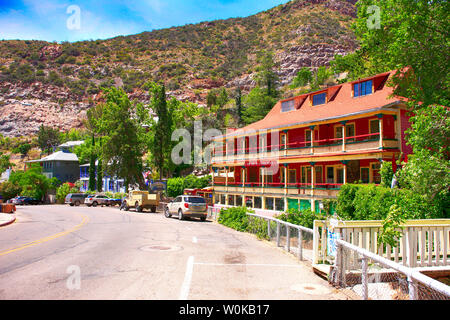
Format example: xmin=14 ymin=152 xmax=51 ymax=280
xmin=0 ymin=0 xmax=358 ymax=137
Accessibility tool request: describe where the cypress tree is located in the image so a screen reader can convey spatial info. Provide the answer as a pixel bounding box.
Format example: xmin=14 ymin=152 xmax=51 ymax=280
xmin=88 ymin=135 xmax=96 ymax=191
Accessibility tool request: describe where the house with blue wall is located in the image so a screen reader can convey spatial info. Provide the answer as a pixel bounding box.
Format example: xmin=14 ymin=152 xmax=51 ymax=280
xmin=79 ymin=161 xmax=126 ymax=193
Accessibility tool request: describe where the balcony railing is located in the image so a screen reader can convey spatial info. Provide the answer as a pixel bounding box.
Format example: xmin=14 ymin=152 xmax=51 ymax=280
xmin=214 ymin=133 xmax=390 ymax=158
xmin=213 ymin=181 xmax=344 ymax=190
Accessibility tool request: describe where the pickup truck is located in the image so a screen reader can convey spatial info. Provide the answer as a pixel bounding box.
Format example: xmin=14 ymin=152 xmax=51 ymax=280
xmin=122 ymin=190 xmax=160 ymax=213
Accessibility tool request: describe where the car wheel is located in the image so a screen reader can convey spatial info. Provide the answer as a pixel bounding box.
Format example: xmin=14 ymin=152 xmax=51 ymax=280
xmin=75 ymin=200 xmax=80 ymax=206
xmin=151 ymin=206 xmax=156 ymax=213
xmin=135 ymin=202 xmax=143 ymax=213
xmin=70 ymin=203 xmax=74 ymax=207
xmin=200 ymin=217 xmax=206 ymax=222
xmin=164 ymin=207 xmax=171 ymax=218
xmin=178 ymin=209 xmax=184 ymax=220
xmin=92 ymin=202 xmax=98 ymax=207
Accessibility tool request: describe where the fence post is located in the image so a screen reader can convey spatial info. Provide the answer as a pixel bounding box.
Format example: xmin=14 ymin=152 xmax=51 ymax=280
xmin=298 ymin=229 xmax=303 ymax=261
xmin=286 ymin=226 xmax=290 ymax=252
xmin=335 ymin=242 xmax=345 ymax=287
xmin=361 ymin=257 xmax=368 ymax=300
xmin=276 ymin=222 xmax=280 ymax=247
xmin=267 ymin=220 xmax=271 ymax=240
xmin=408 ymin=276 xmax=417 ymax=300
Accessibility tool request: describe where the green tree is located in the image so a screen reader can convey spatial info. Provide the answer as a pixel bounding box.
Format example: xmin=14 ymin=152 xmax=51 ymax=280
xmin=254 ymin=51 xmax=279 ymax=98
xmin=88 ymin=135 xmax=97 ymax=191
xmin=93 ymin=87 xmax=146 ymax=190
xmin=290 ymin=67 xmax=313 ymax=88
xmin=150 ymin=83 xmax=172 ymax=179
xmin=0 ymin=181 xmax=22 ymax=201
xmin=397 ymin=105 xmax=450 ymax=215
xmin=216 ymin=88 xmax=229 ymax=108
xmin=234 ymin=87 xmax=243 ymax=124
xmin=350 ymin=0 xmax=448 ymax=107
xmin=9 ymin=163 xmax=60 ymax=200
xmin=13 ymin=143 xmax=32 ymax=158
xmin=0 ymin=152 xmax=14 ymax=174
xmin=37 ymin=125 xmax=61 ymax=154
xmin=241 ymin=86 xmax=278 ymax=125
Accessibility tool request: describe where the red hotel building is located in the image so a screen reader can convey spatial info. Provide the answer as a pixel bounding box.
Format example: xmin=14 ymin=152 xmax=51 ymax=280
xmin=211 ymin=71 xmax=412 ymax=213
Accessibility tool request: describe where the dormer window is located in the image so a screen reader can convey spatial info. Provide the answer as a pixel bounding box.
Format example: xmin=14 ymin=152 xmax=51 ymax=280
xmin=353 ymin=80 xmax=373 ymax=97
xmin=281 ymin=99 xmax=295 ymax=112
xmin=312 ymin=92 xmax=326 ymax=106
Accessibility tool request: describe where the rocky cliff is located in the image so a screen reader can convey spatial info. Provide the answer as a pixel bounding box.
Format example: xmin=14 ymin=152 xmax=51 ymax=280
xmin=0 ymin=0 xmax=358 ymax=137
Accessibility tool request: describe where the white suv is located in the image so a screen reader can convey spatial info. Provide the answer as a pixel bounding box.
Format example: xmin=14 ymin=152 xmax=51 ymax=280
xmin=165 ymin=195 xmax=208 ymax=221
xmin=84 ymin=195 xmax=110 ymax=207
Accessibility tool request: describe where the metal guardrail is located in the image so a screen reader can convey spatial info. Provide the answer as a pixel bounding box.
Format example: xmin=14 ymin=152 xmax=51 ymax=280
xmin=333 ymin=239 xmax=450 ymax=300
xmin=208 ymin=206 xmax=314 ymax=262
xmin=246 ymin=212 xmax=314 ymax=262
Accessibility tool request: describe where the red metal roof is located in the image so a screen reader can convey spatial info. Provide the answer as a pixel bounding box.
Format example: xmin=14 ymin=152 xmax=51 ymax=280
xmin=224 ymin=71 xmax=405 ymax=137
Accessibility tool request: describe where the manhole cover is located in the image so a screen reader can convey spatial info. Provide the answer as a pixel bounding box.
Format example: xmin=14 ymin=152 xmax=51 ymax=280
xmin=139 ymin=245 xmax=182 ymax=252
xmin=290 ymin=283 xmax=332 ymax=295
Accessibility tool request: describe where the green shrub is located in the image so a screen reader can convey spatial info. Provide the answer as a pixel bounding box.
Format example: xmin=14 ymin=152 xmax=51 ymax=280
xmin=218 ymin=206 xmax=250 ymax=232
xmin=56 ymin=183 xmax=79 ymax=203
xmin=336 ymin=184 xmax=446 ymax=221
xmin=275 ymin=209 xmax=326 ymax=229
xmin=380 ymin=161 xmax=394 ymax=188
xmin=0 ymin=181 xmax=22 ymax=201
xmin=167 ymin=177 xmax=184 ymax=198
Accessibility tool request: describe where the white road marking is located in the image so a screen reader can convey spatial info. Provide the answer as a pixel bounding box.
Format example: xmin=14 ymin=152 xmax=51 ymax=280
xmin=192 ymin=236 xmax=198 ymax=243
xmin=179 ymin=255 xmax=195 ymax=300
xmin=194 ymin=262 xmax=302 ymax=268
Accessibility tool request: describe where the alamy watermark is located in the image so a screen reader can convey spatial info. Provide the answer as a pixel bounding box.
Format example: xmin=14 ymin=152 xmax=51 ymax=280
xmin=66 ymin=5 xmax=81 ymax=30
xmin=66 ymin=265 xmax=81 ymax=290
xmin=367 ymin=5 xmax=381 ymax=30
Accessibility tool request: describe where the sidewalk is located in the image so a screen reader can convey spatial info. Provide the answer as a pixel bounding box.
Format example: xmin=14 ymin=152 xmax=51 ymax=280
xmin=0 ymin=212 xmax=16 ymax=227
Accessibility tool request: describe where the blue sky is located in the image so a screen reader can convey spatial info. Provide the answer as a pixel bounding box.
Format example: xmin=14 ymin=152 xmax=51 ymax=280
xmin=0 ymin=0 xmax=290 ymax=42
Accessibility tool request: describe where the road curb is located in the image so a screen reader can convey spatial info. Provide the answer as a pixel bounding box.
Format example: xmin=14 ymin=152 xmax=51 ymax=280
xmin=0 ymin=215 xmax=16 ymax=227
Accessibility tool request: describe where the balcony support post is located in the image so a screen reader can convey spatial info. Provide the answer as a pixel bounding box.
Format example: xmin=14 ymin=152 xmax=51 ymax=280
xmin=377 ymin=114 xmax=384 ymax=149
xmin=225 ymin=166 xmax=229 ymax=193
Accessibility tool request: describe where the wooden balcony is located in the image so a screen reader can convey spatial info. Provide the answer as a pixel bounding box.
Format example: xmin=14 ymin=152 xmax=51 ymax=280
xmin=212 ymin=134 xmax=399 ymax=164
xmin=212 ymin=182 xmax=342 ymax=198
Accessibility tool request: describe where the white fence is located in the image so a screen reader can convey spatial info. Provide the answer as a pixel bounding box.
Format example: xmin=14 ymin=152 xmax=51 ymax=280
xmin=313 ymin=219 xmax=450 ymax=268
xmin=332 ymin=239 xmax=450 ymax=300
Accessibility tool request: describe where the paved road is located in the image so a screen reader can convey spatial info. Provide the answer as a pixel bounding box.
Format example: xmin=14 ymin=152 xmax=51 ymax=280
xmin=0 ymin=205 xmax=347 ymax=300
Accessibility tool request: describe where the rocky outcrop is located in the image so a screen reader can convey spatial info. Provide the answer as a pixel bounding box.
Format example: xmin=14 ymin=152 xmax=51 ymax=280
xmin=276 ymin=44 xmax=354 ymax=85
xmin=0 ymin=97 xmax=89 ymax=137
xmin=39 ymin=44 xmax=63 ymax=61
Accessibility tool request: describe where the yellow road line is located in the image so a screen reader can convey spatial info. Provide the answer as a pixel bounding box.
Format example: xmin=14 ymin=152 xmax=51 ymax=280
xmin=0 ymin=214 xmax=89 ymax=257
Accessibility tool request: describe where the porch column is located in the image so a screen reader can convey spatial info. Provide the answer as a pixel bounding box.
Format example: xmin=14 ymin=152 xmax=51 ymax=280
xmin=378 ymin=114 xmax=384 ymax=149
xmin=225 ymin=166 xmax=229 ymax=192
xmin=310 ymin=162 xmax=316 ymax=197
xmin=262 ymin=167 xmax=265 ymax=188
xmin=341 ymin=121 xmax=347 ymax=152
xmin=341 ymin=160 xmax=348 ymax=185
xmin=284 ymin=165 xmax=288 ymax=190
xmin=344 ymin=164 xmax=347 ymax=185
xmin=310 ymin=126 xmax=315 ymax=155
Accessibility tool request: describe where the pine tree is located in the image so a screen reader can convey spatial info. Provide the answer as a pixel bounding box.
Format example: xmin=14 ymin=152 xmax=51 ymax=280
xmin=88 ymin=134 xmax=96 ymax=191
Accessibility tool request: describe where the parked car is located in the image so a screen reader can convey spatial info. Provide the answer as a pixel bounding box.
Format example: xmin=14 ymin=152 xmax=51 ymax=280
xmin=122 ymin=191 xmax=160 ymax=213
xmin=10 ymin=196 xmax=26 ymax=205
xmin=84 ymin=195 xmax=111 ymax=207
xmin=107 ymin=198 xmax=123 ymax=206
xmin=22 ymin=197 xmax=42 ymax=205
xmin=65 ymin=193 xmax=89 ymax=206
xmin=164 ymin=195 xmax=207 ymax=221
